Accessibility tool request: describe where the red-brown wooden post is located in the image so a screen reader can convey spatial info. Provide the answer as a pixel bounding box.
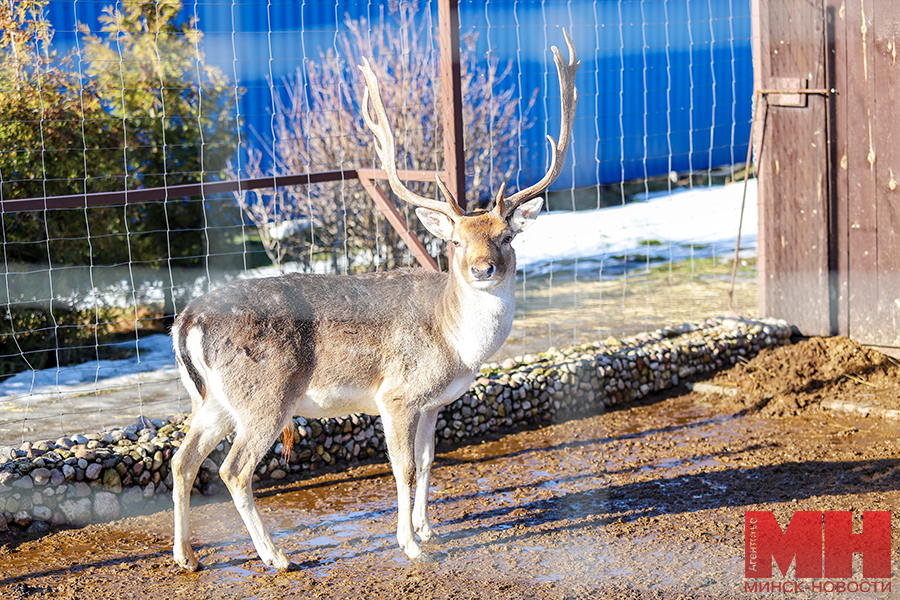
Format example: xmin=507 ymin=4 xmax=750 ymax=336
xmin=438 ymin=0 xmax=466 ymax=214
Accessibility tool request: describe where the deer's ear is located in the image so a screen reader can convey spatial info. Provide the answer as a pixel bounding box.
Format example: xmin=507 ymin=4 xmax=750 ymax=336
xmin=416 ymin=207 xmax=455 ymax=240
xmin=508 ymin=197 xmax=543 ymax=234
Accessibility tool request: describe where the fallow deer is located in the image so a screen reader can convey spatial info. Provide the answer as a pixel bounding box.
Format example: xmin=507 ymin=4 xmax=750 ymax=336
xmin=170 ymin=30 xmax=578 ymax=572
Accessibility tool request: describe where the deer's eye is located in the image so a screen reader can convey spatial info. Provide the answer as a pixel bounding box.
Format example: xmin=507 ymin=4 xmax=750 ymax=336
xmin=502 ymin=235 xmax=513 ymax=245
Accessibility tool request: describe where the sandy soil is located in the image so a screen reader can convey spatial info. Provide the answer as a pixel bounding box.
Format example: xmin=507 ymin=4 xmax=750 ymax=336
xmin=2 ymin=336 xmax=899 ymax=599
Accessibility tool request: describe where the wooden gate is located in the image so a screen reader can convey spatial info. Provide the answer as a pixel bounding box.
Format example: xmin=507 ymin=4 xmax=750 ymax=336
xmin=753 ymin=0 xmax=900 ymax=351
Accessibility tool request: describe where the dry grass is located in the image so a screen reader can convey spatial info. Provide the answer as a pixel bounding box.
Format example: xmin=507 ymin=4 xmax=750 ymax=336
xmin=498 ymin=257 xmax=758 ymax=360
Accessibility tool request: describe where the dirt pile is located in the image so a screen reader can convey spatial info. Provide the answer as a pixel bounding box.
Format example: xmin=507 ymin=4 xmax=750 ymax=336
xmin=709 ymin=336 xmax=900 ymax=416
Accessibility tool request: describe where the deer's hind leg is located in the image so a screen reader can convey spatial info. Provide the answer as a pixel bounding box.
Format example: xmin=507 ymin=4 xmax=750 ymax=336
xmin=217 ymin=392 xmax=298 ymax=572
xmin=172 ymin=400 xmax=234 ymax=571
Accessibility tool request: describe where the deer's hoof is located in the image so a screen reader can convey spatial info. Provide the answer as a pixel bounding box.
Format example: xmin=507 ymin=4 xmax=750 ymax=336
xmin=419 ymin=528 xmax=441 ymax=544
xmin=175 ymin=555 xmax=202 ymax=573
xmin=263 ymin=552 xmax=295 ymax=572
xmin=402 ymin=541 xmax=423 ymax=561
xmin=280 ymin=561 xmax=299 ymax=573
xmin=412 ymin=549 xmax=439 ymax=564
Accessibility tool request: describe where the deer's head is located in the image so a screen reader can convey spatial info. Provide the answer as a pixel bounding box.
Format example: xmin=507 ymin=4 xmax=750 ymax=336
xmin=414 ymin=196 xmax=543 ymax=288
xmin=359 ymin=30 xmax=579 ymax=289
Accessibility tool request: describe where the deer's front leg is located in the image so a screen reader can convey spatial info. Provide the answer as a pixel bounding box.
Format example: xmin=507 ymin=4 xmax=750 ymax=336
xmin=380 ymin=406 xmax=422 ymax=560
xmin=413 ymin=407 xmax=440 ymax=542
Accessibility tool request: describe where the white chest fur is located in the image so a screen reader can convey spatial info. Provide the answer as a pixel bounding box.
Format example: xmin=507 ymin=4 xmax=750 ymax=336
xmin=450 ymin=280 xmax=516 ymax=371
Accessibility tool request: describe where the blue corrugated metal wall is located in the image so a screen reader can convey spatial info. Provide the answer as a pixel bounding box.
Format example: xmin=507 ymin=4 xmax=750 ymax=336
xmin=46 ymin=0 xmax=752 ymax=194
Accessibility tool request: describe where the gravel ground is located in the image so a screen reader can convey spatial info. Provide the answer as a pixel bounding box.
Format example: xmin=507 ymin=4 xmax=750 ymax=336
xmin=1 ymin=336 xmax=899 ymax=599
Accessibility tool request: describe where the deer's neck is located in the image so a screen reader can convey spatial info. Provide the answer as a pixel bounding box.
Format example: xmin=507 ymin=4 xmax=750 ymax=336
xmin=442 ymin=260 xmax=517 ymax=371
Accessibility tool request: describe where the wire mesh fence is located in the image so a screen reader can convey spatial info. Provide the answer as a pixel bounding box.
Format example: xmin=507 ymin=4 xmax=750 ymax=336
xmin=0 ymin=0 xmax=756 ymax=445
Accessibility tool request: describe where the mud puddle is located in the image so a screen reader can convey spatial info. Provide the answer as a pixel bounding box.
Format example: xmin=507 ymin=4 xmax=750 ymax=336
xmin=4 ymin=337 xmax=900 ymax=598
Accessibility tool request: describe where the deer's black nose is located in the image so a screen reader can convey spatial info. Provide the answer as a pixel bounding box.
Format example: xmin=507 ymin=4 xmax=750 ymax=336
xmin=470 ymin=264 xmax=495 ymax=280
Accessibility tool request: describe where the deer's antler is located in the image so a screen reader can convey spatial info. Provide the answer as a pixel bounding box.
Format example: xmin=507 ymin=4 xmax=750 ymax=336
xmin=359 ymin=58 xmax=465 ymax=220
xmin=496 ymin=29 xmax=580 ymax=218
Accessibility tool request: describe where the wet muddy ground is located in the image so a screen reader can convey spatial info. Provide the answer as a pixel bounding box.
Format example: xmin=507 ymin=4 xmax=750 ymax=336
xmin=2 ymin=336 xmax=900 ymax=599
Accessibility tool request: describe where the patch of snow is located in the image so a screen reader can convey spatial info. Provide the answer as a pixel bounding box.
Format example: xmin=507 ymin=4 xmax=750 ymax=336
xmin=0 ymin=334 xmax=177 ymax=404
xmin=514 ymin=179 xmax=757 ymax=276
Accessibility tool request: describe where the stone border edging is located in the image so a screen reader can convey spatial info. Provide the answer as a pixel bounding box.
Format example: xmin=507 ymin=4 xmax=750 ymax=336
xmin=821 ymin=399 xmax=900 ymax=421
xmin=0 ymin=316 xmax=791 ymax=536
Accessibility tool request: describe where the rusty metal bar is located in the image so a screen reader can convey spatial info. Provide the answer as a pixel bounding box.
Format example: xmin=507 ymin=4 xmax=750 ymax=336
xmin=0 ymin=168 xmax=443 ymax=213
xmin=358 ymin=175 xmax=439 ymax=272
xmin=728 ymin=93 xmax=768 ymax=313
xmin=756 ymin=88 xmax=833 ymax=95
xmin=0 ymin=170 xmax=358 ymax=213
xmin=1 ymin=167 xmax=446 ymax=271
xmin=356 ymin=169 xmax=446 ymax=184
